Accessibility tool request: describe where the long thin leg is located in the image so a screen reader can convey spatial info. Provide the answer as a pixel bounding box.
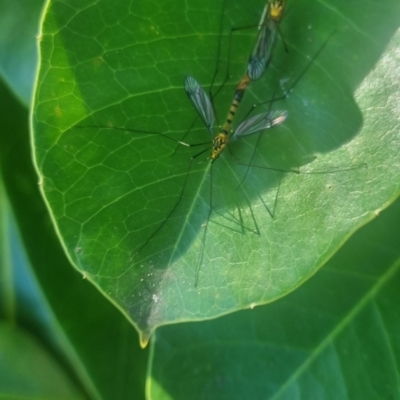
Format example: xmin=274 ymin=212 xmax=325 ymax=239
xmin=234 ymin=82 xmax=281 ymax=189
xmin=227 ymin=144 xmax=300 ymax=174
xmin=209 ymin=0 xmax=228 ymax=96
xmin=243 ymin=30 xmax=337 ymax=121
xmin=194 ymin=162 xmax=213 ymax=287
xmin=134 ymin=157 xmax=196 ymax=256
xmin=258 ymin=175 xmax=281 ymax=218
xmin=135 ymin=136 xmax=217 ymax=258
xmin=77 ymin=125 xmax=192 ymax=147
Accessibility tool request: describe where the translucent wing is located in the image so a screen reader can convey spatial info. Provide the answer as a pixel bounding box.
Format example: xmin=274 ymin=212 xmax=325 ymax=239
xmin=247 ymin=21 xmax=278 ymax=81
xmin=232 ymin=110 xmax=288 ymax=140
xmin=184 ymin=75 xmax=215 ymax=135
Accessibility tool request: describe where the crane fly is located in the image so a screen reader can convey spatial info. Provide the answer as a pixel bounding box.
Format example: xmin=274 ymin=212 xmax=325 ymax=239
xmin=78 ymin=0 xmax=365 ymax=288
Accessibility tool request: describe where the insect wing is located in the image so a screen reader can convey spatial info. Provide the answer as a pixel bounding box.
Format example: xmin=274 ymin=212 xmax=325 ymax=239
xmin=184 ymin=75 xmax=215 ymax=135
xmin=232 ymin=110 xmax=288 ymax=140
xmin=248 ymin=21 xmax=278 ymax=81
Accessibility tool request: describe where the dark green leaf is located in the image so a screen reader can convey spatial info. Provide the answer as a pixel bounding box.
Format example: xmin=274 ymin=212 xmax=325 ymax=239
xmin=0 ymin=77 xmax=147 ymax=399
xmin=0 ymin=323 xmax=85 ymax=399
xmin=0 ymin=0 xmax=44 ymax=105
xmin=32 ymin=0 xmax=400 ymax=341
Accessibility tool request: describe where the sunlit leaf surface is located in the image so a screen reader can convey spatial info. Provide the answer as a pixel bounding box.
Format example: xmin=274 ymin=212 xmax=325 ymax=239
xmin=149 ymin=197 xmax=400 ymax=399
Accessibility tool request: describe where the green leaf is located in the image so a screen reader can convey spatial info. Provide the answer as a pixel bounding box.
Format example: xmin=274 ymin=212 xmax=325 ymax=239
xmin=149 ymin=196 xmax=400 ymax=399
xmin=0 ymin=78 xmax=147 ymax=399
xmin=0 ymin=0 xmax=44 ymax=106
xmin=0 ymin=323 xmax=85 ymax=400
xmin=32 ymin=0 xmax=400 ymax=341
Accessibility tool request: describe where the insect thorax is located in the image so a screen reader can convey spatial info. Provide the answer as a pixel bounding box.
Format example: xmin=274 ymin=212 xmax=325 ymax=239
xmin=211 ymin=133 xmax=228 ymax=161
